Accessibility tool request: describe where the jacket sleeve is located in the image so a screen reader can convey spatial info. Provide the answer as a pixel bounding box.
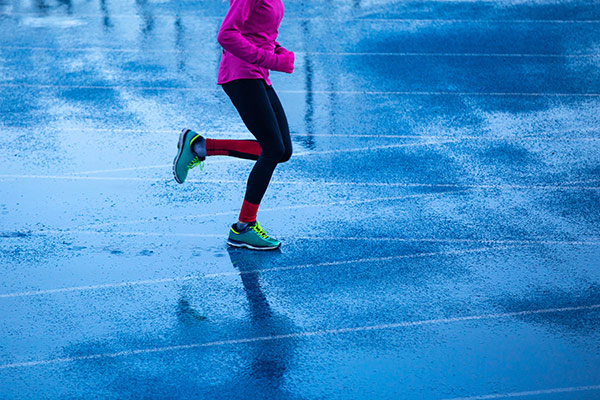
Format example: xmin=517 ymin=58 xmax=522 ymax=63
xmin=217 ymin=0 xmax=279 ymax=70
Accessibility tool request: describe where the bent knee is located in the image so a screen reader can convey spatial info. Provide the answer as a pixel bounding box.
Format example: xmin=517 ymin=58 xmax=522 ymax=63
xmin=262 ymin=143 xmax=286 ymax=162
xmin=279 ymin=148 xmax=292 ymax=163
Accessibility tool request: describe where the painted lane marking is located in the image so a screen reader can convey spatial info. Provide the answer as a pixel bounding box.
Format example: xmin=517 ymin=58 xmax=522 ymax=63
xmin=0 ymin=174 xmax=165 ymax=182
xmin=1 ymin=83 xmax=599 ymax=97
xmin=292 ymin=141 xmax=456 ymax=156
xmin=34 ymin=230 xmax=224 ymax=238
xmin=292 ymin=237 xmax=600 ymax=246
xmin=64 ymin=164 xmax=182 ymax=175
xmin=74 ymin=190 xmax=471 ymax=230
xmin=0 ymin=246 xmax=512 ymax=299
xmin=1 ymin=303 xmax=598 ymax=369
xmin=64 ymin=141 xmax=453 ymax=175
xmin=2 ymin=13 xmax=600 ymax=22
xmin=196 ymin=181 xmax=600 ymax=190
xmin=442 ymin=384 xmax=600 ymax=400
xmin=282 ymin=90 xmax=600 ymax=97
xmin=300 ymin=52 xmax=600 ymax=57
xmin=0 ymin=174 xmax=598 ymax=191
xmin=1 ymin=46 xmax=599 ymax=58
xmin=3 ymin=126 xmax=599 ymax=141
xmin=7 ymin=229 xmax=600 ymax=247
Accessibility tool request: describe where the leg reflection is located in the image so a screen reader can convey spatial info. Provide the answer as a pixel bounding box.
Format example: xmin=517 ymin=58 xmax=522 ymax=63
xmin=99 ymin=0 xmax=113 ymax=29
xmin=231 ymin=249 xmax=274 ymax=320
xmin=226 ymin=247 xmax=298 ymax=398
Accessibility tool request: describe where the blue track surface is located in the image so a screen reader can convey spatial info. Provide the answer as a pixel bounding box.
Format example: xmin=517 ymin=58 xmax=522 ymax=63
xmin=1 ymin=0 xmax=600 ymax=399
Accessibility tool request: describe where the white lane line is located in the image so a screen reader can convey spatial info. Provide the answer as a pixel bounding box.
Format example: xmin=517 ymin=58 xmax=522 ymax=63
xmin=1 ymin=303 xmax=598 ymax=369
xmin=1 ymin=174 xmax=599 ymax=191
xmin=282 ymin=90 xmax=600 ymax=97
xmin=65 ymin=164 xmax=167 ymax=174
xmin=293 ymin=141 xmax=455 ymax=156
xmin=3 ymin=129 xmax=599 ymax=143
xmin=301 ymin=52 xmax=600 ymax=57
xmin=293 ymin=237 xmax=600 ymax=246
xmin=203 ymin=181 xmax=600 ymax=190
xmin=0 ymin=174 xmax=165 ymax=182
xmin=0 ymin=83 xmax=213 ymax=91
xmin=442 ymin=384 xmax=600 ymax=400
xmin=0 ymin=246 xmax=512 ymax=299
xmin=291 ymin=18 xmax=600 ymax=24
xmin=562 ymin=178 xmax=600 ymax=184
xmin=35 ymin=230 xmax=224 ymax=238
xmin=75 ymin=190 xmax=470 ymax=230
xmin=1 ymin=83 xmax=598 ymax=97
xmin=1 ymin=14 xmax=599 ymax=22
xmin=65 ymin=140 xmax=453 ymax=175
xmin=2 ymin=46 xmax=598 ymax=58
xmin=3 ymin=127 xmax=599 ymax=141
xmin=25 ymin=230 xmax=600 ymax=247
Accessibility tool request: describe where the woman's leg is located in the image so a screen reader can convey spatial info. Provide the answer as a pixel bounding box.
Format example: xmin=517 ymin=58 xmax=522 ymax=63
xmin=203 ymin=139 xmax=261 ymax=160
xmin=265 ymin=84 xmax=293 ymax=163
xmin=222 ymin=79 xmax=287 ymax=223
xmin=199 ymin=85 xmax=292 ymax=162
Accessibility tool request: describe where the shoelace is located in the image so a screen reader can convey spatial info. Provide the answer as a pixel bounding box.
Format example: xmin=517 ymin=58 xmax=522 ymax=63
xmin=252 ymin=223 xmax=270 ymax=239
xmin=187 ymin=156 xmax=204 ymax=171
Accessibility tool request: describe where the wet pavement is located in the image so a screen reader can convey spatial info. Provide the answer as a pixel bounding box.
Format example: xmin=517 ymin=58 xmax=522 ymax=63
xmin=1 ymin=0 xmax=600 ymax=399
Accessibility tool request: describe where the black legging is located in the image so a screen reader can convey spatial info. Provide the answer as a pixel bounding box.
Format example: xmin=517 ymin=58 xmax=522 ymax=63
xmin=222 ymin=79 xmax=293 ymax=205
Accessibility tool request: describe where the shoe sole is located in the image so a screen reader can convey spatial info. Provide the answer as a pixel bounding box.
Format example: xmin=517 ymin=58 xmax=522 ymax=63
xmin=227 ymin=238 xmax=281 ymax=251
xmin=172 ymin=128 xmax=190 ymax=184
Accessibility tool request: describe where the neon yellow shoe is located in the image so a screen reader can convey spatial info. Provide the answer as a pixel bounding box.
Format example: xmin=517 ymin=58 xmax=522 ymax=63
xmin=173 ymin=128 xmax=206 ymax=184
xmin=227 ymin=221 xmax=281 ymax=251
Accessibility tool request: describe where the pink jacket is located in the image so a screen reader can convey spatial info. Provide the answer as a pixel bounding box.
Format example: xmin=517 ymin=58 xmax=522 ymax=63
xmin=217 ymin=0 xmax=292 ymax=85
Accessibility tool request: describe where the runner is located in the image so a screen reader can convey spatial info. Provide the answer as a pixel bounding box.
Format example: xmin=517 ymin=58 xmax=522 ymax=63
xmin=173 ymin=0 xmax=294 ymax=250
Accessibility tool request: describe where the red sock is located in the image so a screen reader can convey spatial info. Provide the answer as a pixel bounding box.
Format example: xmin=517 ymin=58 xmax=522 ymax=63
xmin=239 ymin=200 xmax=259 ymax=223
xmin=206 ymin=139 xmax=261 ymax=158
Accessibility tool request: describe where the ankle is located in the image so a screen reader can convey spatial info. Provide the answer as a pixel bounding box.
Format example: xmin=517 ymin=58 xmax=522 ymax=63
xmin=239 ymin=200 xmax=259 ymax=224
xmin=236 ymin=221 xmax=250 ymax=231
xmin=190 ymin=135 xmax=206 ymax=158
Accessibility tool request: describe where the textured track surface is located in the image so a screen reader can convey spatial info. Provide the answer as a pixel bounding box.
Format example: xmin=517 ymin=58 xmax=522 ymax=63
xmin=1 ymin=0 xmax=600 ymax=399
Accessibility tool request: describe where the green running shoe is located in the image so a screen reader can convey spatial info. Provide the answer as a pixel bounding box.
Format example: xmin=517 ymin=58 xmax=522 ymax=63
xmin=173 ymin=128 xmax=206 ymax=184
xmin=227 ymin=221 xmax=281 ymax=251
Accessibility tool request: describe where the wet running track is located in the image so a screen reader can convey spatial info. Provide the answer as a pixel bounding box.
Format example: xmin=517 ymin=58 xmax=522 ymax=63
xmin=1 ymin=0 xmax=600 ymax=399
